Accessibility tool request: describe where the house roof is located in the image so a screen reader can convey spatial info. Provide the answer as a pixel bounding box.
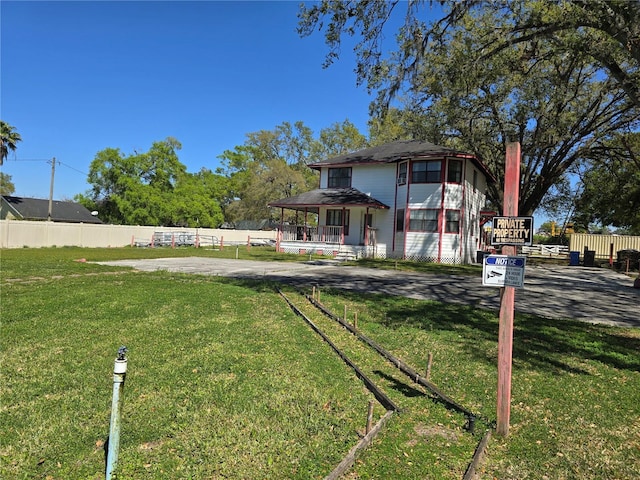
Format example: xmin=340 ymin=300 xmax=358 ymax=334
xmin=0 ymin=196 xmax=103 ymax=224
xmin=308 ymin=139 xmax=495 ymax=182
xmin=268 ymin=188 xmax=389 ymax=213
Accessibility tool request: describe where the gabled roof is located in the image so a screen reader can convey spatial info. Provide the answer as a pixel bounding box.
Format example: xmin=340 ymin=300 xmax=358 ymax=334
xmin=268 ymin=188 xmax=389 ymax=213
xmin=308 ymin=139 xmax=494 ymax=182
xmin=0 ymin=196 xmax=103 ymax=224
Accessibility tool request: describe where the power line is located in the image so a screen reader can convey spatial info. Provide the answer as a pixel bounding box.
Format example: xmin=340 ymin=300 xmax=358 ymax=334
xmin=5 ymin=158 xmax=50 ymax=162
xmin=58 ymin=161 xmax=89 ymax=177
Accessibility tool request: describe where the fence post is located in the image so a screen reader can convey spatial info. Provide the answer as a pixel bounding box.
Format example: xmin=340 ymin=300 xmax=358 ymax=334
xmin=247 ymin=235 xmax=251 ymax=251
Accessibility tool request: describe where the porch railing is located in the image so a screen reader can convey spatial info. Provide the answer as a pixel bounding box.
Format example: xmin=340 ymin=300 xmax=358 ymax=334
xmin=278 ymin=225 xmax=344 ymax=244
xmin=365 ymin=227 xmax=377 ymax=247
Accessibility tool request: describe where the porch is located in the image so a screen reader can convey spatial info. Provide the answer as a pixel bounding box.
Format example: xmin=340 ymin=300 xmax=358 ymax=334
xmin=275 ymin=224 xmax=381 ymax=259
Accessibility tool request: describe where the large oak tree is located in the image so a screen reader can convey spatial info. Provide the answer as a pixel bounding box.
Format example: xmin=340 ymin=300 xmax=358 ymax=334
xmin=299 ymin=0 xmax=640 ymax=216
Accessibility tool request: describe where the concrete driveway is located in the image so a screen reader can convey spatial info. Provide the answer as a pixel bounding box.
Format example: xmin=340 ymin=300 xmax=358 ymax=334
xmin=96 ymin=257 xmax=639 ymax=328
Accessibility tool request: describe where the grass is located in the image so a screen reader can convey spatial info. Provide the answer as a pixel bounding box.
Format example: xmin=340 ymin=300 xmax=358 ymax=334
xmin=1 ymin=247 xmax=639 ymax=479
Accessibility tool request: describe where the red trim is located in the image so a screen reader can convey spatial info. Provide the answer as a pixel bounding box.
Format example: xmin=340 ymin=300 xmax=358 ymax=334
xmin=460 ymin=160 xmax=467 ymax=258
xmin=437 ymin=182 xmax=446 ymax=262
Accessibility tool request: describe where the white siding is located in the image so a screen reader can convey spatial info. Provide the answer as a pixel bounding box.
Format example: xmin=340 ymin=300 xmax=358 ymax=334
xmin=351 ymin=164 xmax=397 ymax=249
xmin=405 ymin=232 xmax=439 ymax=260
xmin=316 ymin=157 xmax=489 ymax=263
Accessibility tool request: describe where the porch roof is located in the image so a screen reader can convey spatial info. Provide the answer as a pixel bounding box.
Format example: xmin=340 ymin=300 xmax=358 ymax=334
xmin=268 ymin=187 xmax=389 ymax=213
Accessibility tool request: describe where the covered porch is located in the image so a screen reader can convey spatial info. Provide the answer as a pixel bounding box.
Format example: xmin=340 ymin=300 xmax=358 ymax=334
xmin=268 ymin=188 xmax=389 ymax=258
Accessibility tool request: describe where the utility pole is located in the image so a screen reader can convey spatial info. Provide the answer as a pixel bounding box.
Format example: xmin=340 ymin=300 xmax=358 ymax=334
xmin=48 ymin=157 xmax=56 ymax=221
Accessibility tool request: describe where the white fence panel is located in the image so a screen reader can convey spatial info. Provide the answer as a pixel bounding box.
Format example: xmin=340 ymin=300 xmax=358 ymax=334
xmin=0 ymin=220 xmax=276 ymax=249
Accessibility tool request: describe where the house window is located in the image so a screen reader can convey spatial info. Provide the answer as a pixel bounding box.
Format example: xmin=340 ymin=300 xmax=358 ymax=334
xmin=397 ymin=162 xmax=407 ymax=185
xmin=409 ymin=209 xmax=439 ymax=232
xmin=447 ymin=160 xmax=463 ymax=183
xmin=445 ymin=209 xmax=460 ymax=234
xmin=326 ymin=209 xmax=350 ymax=235
xmin=396 ymin=209 xmax=405 ymax=232
xmin=473 ymin=170 xmax=478 ymax=191
xmin=328 ymin=167 xmax=352 ymax=188
xmin=411 ymin=160 xmax=441 ymax=183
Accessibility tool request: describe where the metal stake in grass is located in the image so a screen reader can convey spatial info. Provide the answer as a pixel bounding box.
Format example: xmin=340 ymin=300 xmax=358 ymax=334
xmin=353 ymin=311 xmax=358 ymax=330
xmin=343 ymin=304 xmax=348 ymax=321
xmin=366 ymin=400 xmax=374 ymax=434
xmin=426 ymin=352 xmax=433 ymax=381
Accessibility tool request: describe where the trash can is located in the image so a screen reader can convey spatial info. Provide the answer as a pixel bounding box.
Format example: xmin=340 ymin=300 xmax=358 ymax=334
xmin=569 ymin=251 xmax=580 ymax=266
xmin=584 ymin=250 xmax=596 ymax=267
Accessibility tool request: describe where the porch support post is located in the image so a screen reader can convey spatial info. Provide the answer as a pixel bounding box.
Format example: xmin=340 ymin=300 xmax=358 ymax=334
xmin=304 ymin=208 xmax=308 ymax=242
xmin=364 ymin=207 xmax=370 ymax=246
xmin=341 ymin=207 xmax=346 ymax=245
xmin=278 ymin=208 xmax=284 ymax=252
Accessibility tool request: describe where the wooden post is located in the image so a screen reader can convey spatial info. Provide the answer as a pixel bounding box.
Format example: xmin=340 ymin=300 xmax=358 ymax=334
xmin=366 ymin=400 xmax=374 ymax=434
xmin=247 ymin=236 xmax=251 ymax=251
xmin=344 ymin=304 xmax=348 ymax=321
xmin=130 ymin=235 xmax=134 ymax=247
xmin=426 ymin=352 xmax=433 ymax=381
xmin=609 ymin=243 xmax=614 ymax=267
xmin=497 ymin=142 xmax=520 ymax=437
xmin=312 ymin=286 xmax=316 ymax=301
xmin=171 ymin=233 xmax=175 ymax=249
xmin=220 ymin=236 xmax=224 ymax=250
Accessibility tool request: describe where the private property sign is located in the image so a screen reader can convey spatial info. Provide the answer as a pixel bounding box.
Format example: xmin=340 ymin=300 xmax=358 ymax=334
xmin=482 ymin=255 xmax=527 ymax=288
xmin=491 ymin=216 xmax=534 ymax=246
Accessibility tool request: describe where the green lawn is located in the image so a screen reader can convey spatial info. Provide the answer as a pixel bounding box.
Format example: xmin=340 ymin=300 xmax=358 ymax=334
xmin=1 ymin=247 xmax=638 ymax=479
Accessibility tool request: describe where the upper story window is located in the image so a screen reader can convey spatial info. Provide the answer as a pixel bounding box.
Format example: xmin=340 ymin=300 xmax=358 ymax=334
xmin=411 ymin=160 xmax=441 ymax=183
xmin=397 ymin=162 xmax=407 ymax=185
xmin=328 ymin=167 xmax=352 ymax=188
xmin=447 ymin=160 xmax=463 ymax=183
xmin=472 ymin=170 xmax=478 ymax=191
xmin=396 ymin=209 xmax=405 ymax=232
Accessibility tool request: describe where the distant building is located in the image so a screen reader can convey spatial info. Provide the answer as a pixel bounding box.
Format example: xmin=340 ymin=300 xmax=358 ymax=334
xmin=0 ymin=195 xmax=103 ymax=224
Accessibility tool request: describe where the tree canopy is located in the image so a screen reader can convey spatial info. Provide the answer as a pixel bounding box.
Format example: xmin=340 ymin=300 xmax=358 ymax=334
xmin=77 ymin=138 xmax=225 ymax=227
xmin=0 ymin=172 xmax=15 ymax=195
xmin=298 ymin=0 xmax=640 ymax=216
xmin=1 ymin=121 xmax=22 ymax=166
xmin=218 ymin=120 xmax=367 ymax=223
xmin=573 ymin=132 xmax=640 ymax=234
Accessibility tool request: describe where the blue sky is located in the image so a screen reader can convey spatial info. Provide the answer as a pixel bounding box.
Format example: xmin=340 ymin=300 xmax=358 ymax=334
xmin=2 ymin=0 xmax=411 ymax=200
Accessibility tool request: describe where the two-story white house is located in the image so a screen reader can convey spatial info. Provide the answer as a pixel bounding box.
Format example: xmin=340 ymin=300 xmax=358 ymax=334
xmin=269 ymin=140 xmax=494 ymax=264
